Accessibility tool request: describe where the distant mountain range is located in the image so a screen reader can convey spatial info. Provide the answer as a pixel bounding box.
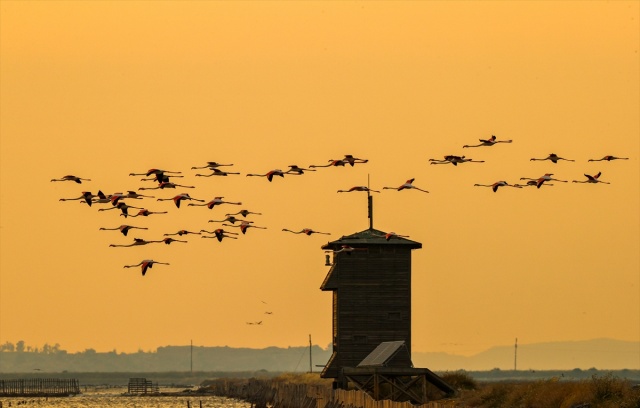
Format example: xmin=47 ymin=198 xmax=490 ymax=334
xmin=0 ymin=338 xmax=637 ymax=373
xmin=412 ymin=338 xmax=640 ymax=371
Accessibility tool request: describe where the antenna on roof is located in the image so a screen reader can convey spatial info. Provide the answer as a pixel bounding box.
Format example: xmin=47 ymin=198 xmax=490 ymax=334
xmin=367 ymin=174 xmax=373 ymax=230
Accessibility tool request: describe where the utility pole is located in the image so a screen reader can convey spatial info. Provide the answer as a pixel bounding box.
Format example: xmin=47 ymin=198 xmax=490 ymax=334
xmin=514 ymin=338 xmax=518 ymax=371
xmin=190 ymin=339 xmax=193 ymax=373
xmin=309 ymin=334 xmax=313 ymax=373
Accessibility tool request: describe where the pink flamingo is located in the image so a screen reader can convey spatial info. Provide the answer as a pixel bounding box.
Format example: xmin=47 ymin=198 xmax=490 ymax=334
xmin=110 ymin=238 xmax=163 ymax=247
xmin=128 ymin=208 xmax=168 ymax=217
xmin=374 ymin=232 xmax=410 ymax=241
xmin=226 ymin=209 xmax=262 ymax=218
xmin=60 ymin=191 xmax=104 ymax=206
xmin=463 ymin=135 xmax=512 ymax=148
xmin=325 ymin=245 xmax=367 ymax=255
xmin=282 ymin=228 xmax=330 ymax=236
xmin=520 ymin=173 xmax=568 ymax=188
xmin=201 ymin=229 xmax=239 ymax=242
xmin=382 ymin=178 xmax=429 ymax=193
xmin=100 ymin=225 xmax=148 ymax=236
xmin=573 ymin=172 xmax=610 ymax=184
xmin=246 ymin=169 xmax=286 ymax=182
xmin=309 ymin=159 xmax=348 ymax=168
xmin=191 ymin=162 xmax=234 ymax=169
xmin=530 ymin=153 xmax=574 ymax=163
xmin=162 ymin=237 xmax=187 ymax=245
xmin=588 ymin=155 xmax=629 ymax=162
xmin=188 ymin=197 xmax=242 ymax=210
xmin=429 ymin=155 xmax=484 ymax=166
xmin=157 ymin=193 xmax=204 ymax=208
xmin=164 ymin=230 xmax=201 ymax=236
xmin=124 ymin=259 xmax=169 ymax=276
xmin=209 ymin=215 xmax=248 ymax=224
xmin=98 ymin=202 xmax=144 ymax=218
xmin=337 ymin=186 xmax=380 ymax=193
xmin=195 ymin=168 xmax=241 ymax=177
xmin=285 ymin=165 xmax=316 ymax=175
xmin=51 ymin=175 xmax=91 ymax=184
xmin=223 ymin=221 xmax=267 ymax=235
xmin=139 ymin=182 xmax=195 ymax=190
xmin=343 ymin=155 xmax=368 ymax=166
xmin=474 ymin=181 xmax=521 ymax=192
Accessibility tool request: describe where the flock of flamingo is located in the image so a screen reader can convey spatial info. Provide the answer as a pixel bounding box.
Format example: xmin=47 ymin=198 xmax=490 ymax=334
xmin=52 ymin=139 xmax=628 ymax=277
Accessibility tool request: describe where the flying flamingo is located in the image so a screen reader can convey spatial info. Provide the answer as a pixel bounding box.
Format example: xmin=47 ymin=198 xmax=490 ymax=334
xmin=573 ymin=172 xmax=610 ymax=184
xmin=223 ymin=221 xmax=267 ymax=235
xmin=588 ymin=155 xmax=629 ymax=162
xmin=473 ymin=181 xmax=521 ymax=192
xmin=382 ymin=178 xmax=429 ymax=193
xmin=139 ymin=182 xmax=195 ymax=190
xmin=343 ymin=155 xmax=368 ymax=166
xmin=188 ymin=197 xmax=242 ymax=210
xmin=140 ymin=173 xmax=183 ymax=183
xmin=246 ymin=169 xmax=286 ymax=182
xmin=309 ymin=159 xmax=348 ymax=168
xmin=60 ymin=191 xmax=104 ymax=206
xmin=164 ymin=230 xmax=201 ymax=236
xmin=209 ymin=215 xmax=248 ymax=224
xmin=512 ymin=180 xmax=555 ymax=188
xmin=123 ymin=260 xmax=170 ymax=276
xmin=226 ymin=209 xmax=262 ymax=218
xmin=51 ymin=175 xmax=91 ymax=184
xmin=337 ymin=186 xmax=380 ymax=193
xmin=123 ymin=191 xmax=155 ymax=199
xmin=195 ymin=168 xmax=241 ymax=177
xmin=98 ymin=202 xmax=144 ymax=218
xmin=530 ymin=153 xmax=574 ymax=163
xmin=373 ymin=232 xmax=411 ymax=241
xmin=157 ymin=193 xmax=204 ymax=208
xmin=128 ymin=208 xmax=169 ymax=217
xmin=129 ymin=169 xmax=182 ymax=177
xmin=285 ymin=165 xmax=316 ymax=175
xmin=100 ymin=225 xmax=148 ymax=236
xmin=429 ymin=155 xmax=484 ymax=166
xmin=463 ymin=135 xmax=512 ymax=148
xmin=201 ymin=229 xmax=239 ymax=242
xmin=191 ymin=161 xmax=234 ymax=169
xmin=520 ymin=173 xmax=568 ymax=188
xmin=162 ymin=237 xmax=187 ymax=245
xmin=325 ymin=245 xmax=367 ymax=255
xmin=85 ymin=192 xmax=114 ymax=205
xmin=110 ymin=238 xmax=163 ymax=247
xmin=282 ymin=228 xmax=330 ymax=236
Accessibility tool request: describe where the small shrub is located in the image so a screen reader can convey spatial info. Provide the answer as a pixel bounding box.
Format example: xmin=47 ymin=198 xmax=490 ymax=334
xmin=440 ymin=370 xmax=478 ymax=390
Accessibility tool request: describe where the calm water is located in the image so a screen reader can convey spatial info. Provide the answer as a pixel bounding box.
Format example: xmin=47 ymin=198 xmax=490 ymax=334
xmin=0 ymin=388 xmax=251 ymax=408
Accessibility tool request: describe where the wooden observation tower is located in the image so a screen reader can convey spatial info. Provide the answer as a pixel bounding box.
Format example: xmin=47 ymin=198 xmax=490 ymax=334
xmin=319 ymin=191 xmax=454 ymax=403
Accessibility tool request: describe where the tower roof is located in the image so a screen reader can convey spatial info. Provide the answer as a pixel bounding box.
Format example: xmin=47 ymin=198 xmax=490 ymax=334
xmin=322 ymin=228 xmax=422 ymax=250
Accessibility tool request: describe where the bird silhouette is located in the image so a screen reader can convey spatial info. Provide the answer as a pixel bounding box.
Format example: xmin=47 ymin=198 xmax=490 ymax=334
xmin=520 ymin=173 xmax=568 ymax=188
xmin=226 ymin=209 xmax=262 ymax=218
xmin=100 ymin=225 xmax=148 ymax=236
xmin=59 ymin=191 xmax=104 ymax=206
xmin=123 ymin=191 xmax=155 ymax=199
xmin=188 ymin=197 xmax=242 ymax=209
xmin=337 ymin=186 xmax=380 ymax=193
xmin=98 ymin=202 xmax=143 ymax=218
xmin=209 ymin=215 xmax=248 ymax=224
xmin=588 ymin=155 xmax=629 ymax=162
xmin=124 ymin=259 xmax=169 ymax=276
xmin=201 ymin=229 xmax=239 ymax=242
xmin=128 ymin=209 xmax=168 ymax=217
xmin=285 ymin=165 xmax=316 ymax=175
xmin=512 ymin=180 xmax=555 ymax=188
xmin=309 ymin=159 xmax=348 ymax=168
xmin=51 ymin=175 xmax=91 ymax=183
xmin=162 ymin=237 xmax=187 ymax=245
xmin=573 ymin=172 xmax=610 ymax=184
xmin=110 ymin=238 xmax=163 ymax=247
xmin=374 ymin=232 xmax=411 ymax=241
xmin=325 ymin=245 xmax=367 ymax=255
xmin=195 ymin=168 xmax=241 ymax=177
xmin=223 ymin=221 xmax=267 ymax=235
xmin=342 ymin=155 xmax=368 ymax=166
xmin=164 ymin=230 xmax=201 ymax=236
xmin=530 ymin=153 xmax=574 ymax=163
xmin=191 ymin=161 xmax=234 ymax=169
xmin=139 ymin=182 xmax=195 ymax=190
xmin=282 ymin=228 xmax=330 ymax=236
xmin=463 ymin=135 xmax=512 ymax=148
xmin=474 ymin=181 xmax=520 ymax=192
xmin=382 ymin=178 xmax=429 ymax=193
xmin=157 ymin=193 xmax=204 ymax=208
xmin=429 ymin=155 xmax=484 ymax=166
xmin=246 ymin=169 xmax=286 ymax=182
xmin=129 ymin=168 xmax=182 ymax=177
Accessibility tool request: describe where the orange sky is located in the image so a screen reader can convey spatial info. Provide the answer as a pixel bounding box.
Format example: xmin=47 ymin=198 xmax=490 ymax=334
xmin=1 ymin=1 xmax=638 ymax=362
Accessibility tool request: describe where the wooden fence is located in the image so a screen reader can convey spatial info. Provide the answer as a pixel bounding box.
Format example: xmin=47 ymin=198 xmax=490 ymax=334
xmin=127 ymin=377 xmax=159 ymax=394
xmin=204 ymin=378 xmax=459 ymax=408
xmin=0 ymin=378 xmax=80 ymax=396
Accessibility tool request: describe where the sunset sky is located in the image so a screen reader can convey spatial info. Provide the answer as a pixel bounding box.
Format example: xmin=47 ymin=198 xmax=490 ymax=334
xmin=1 ymin=1 xmax=638 ymax=364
